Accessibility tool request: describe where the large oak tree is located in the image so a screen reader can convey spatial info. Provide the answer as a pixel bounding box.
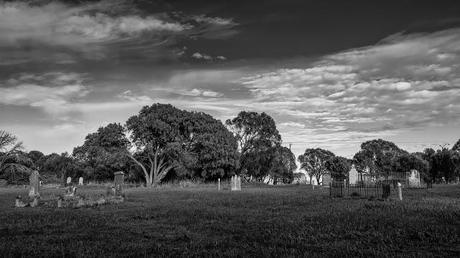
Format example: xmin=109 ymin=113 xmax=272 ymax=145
xmin=126 ymin=104 xmax=238 ymax=186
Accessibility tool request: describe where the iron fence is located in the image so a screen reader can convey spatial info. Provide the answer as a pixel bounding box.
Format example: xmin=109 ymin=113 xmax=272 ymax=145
xmin=329 ymin=181 xmax=392 ymax=199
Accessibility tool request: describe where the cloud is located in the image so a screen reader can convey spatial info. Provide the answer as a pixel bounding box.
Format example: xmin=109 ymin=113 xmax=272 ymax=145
xmin=239 ymin=28 xmax=460 ymax=154
xmin=0 ymin=72 xmax=90 ymax=114
xmin=0 ymin=0 xmax=195 ymax=63
xmin=191 ymin=52 xmax=227 ymax=61
xmin=192 ymin=15 xmax=236 ymax=26
xmin=0 ymin=1 xmax=240 ymax=64
xmin=191 ymin=52 xmax=213 ymax=60
xmin=0 ymin=1 xmax=188 ymax=47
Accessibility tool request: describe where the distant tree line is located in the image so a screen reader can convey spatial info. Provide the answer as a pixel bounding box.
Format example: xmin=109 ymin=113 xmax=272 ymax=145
xmin=298 ymin=139 xmax=460 ymax=184
xmin=1 ymin=104 xmax=459 ymax=186
xmin=0 ymin=104 xmax=297 ymax=186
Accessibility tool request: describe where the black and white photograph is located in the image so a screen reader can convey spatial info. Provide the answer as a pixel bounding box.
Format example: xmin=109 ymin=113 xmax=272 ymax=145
xmin=0 ymin=0 xmax=460 ymax=256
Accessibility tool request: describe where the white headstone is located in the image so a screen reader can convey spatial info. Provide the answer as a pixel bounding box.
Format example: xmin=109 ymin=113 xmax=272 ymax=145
xmin=408 ymin=169 xmax=421 ymax=188
xmin=231 ymin=175 xmax=241 ymax=191
xmin=348 ymin=165 xmax=359 ymax=185
xmin=66 ymin=177 xmax=72 ymax=185
xmin=78 ymin=177 xmax=83 ymax=186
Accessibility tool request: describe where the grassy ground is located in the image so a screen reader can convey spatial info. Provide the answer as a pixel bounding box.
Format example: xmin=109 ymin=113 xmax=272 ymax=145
xmin=0 ymin=184 xmax=459 ymax=257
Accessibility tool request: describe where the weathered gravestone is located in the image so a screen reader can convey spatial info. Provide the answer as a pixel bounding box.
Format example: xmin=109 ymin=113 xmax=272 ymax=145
xmin=78 ymin=177 xmax=84 ymax=186
xmin=408 ymin=169 xmax=421 ymax=188
xmin=66 ymin=177 xmax=72 ymax=185
xmin=348 ymin=165 xmax=359 ymax=185
xmin=322 ymin=173 xmax=331 ymax=187
xmin=114 ymin=171 xmax=124 ymax=196
xmin=28 ymin=170 xmax=40 ymax=198
xmin=231 ymin=175 xmax=241 ymax=191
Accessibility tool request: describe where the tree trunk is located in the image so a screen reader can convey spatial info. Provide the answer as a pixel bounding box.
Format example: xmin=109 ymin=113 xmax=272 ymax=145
xmin=127 ymin=154 xmax=152 ymax=186
xmin=316 ymin=175 xmax=321 ymax=185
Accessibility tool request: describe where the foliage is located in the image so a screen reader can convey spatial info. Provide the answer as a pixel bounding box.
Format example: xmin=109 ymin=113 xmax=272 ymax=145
xmin=126 ymin=104 xmax=239 ymax=185
xmin=452 ymin=139 xmax=460 ymax=152
xmin=39 ymin=152 xmax=83 ymax=183
xmin=27 ymin=150 xmax=45 ymax=170
xmin=0 ymin=131 xmax=30 ymax=184
xmin=353 ymin=139 xmax=407 ymax=178
xmin=73 ymin=123 xmax=130 ymax=181
xmin=421 ymin=147 xmax=460 ymax=183
xmin=393 ymin=152 xmax=429 ymax=180
xmin=325 ymin=156 xmax=351 ymax=180
xmin=0 ymin=151 xmax=33 ymax=184
xmin=267 ymin=146 xmax=297 ymax=184
xmin=298 ymin=148 xmax=335 ymax=184
xmin=430 ymin=148 xmax=459 ymax=182
xmin=226 ymin=111 xmax=281 ymax=180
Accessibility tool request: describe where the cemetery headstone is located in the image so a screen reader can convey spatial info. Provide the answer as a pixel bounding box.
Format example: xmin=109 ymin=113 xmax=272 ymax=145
xmin=28 ymin=170 xmax=40 ymax=198
xmin=218 ymin=178 xmax=221 ymax=191
xmin=57 ymin=197 xmax=63 ymax=208
xmin=66 ymin=177 xmax=72 ymax=185
xmin=408 ymin=169 xmax=421 ymax=188
xmin=231 ymin=175 xmax=241 ymax=191
xmin=397 ymin=182 xmax=403 ymax=201
xmin=78 ymin=177 xmax=84 ymax=185
xmin=348 ymin=165 xmax=359 ymax=185
xmin=114 ymin=171 xmax=124 ymax=196
xmin=322 ymin=173 xmax=331 ymax=187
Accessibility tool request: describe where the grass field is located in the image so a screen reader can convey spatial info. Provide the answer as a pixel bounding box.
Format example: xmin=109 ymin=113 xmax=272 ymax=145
xmin=0 ymin=184 xmax=459 ymax=257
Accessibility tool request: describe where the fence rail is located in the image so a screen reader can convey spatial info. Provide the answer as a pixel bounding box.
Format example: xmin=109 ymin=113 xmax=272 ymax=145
xmin=329 ymin=182 xmax=392 ymax=199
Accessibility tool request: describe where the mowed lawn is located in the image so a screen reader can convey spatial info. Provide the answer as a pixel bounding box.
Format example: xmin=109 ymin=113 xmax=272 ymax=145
xmin=0 ymin=184 xmax=459 ymax=257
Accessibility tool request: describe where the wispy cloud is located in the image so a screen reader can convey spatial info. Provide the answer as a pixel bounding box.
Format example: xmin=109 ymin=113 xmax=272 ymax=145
xmin=0 ymin=1 xmax=188 ymax=47
xmin=239 ymin=28 xmax=460 ymax=154
xmin=0 ymin=1 xmax=238 ymax=64
xmin=191 ymin=52 xmax=227 ymax=61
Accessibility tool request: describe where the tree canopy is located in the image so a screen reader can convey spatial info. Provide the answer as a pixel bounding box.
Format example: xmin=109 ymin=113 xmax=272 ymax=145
xmin=226 ymin=111 xmax=283 ymax=180
xmin=126 ymin=103 xmax=239 ymax=185
xmin=298 ymin=148 xmax=335 ymax=184
xmin=73 ymin=123 xmax=130 ymax=181
xmin=353 ymin=139 xmax=407 ymax=178
xmin=325 ymin=156 xmax=351 ymax=180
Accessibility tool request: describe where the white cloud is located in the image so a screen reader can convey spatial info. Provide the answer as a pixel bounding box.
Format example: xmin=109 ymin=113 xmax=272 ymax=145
xmin=0 ymin=1 xmax=190 ymax=51
xmin=238 ymin=28 xmax=460 ymax=156
xmin=192 ymin=52 xmax=213 ymax=60
xmin=192 ymin=15 xmax=237 ymax=26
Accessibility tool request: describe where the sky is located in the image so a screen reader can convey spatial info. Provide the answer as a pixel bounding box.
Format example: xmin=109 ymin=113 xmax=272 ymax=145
xmin=1 ymin=0 xmax=460 ymax=159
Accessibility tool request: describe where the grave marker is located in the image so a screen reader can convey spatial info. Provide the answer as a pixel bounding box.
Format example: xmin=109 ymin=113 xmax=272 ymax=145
xmin=408 ymin=169 xmax=421 ymax=188
xmin=231 ymin=175 xmax=241 ymax=191
xmin=78 ymin=177 xmax=84 ymax=186
xmin=348 ymin=165 xmax=359 ymax=185
xmin=397 ymin=182 xmax=403 ymax=201
xmin=322 ymin=173 xmax=331 ymax=187
xmin=66 ymin=177 xmax=72 ymax=185
xmin=114 ymin=171 xmax=124 ymax=196
xmin=28 ymin=170 xmax=40 ymax=198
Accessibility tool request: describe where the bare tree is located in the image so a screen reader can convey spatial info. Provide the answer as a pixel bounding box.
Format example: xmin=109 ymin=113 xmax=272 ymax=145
xmin=0 ymin=130 xmax=24 ymax=173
